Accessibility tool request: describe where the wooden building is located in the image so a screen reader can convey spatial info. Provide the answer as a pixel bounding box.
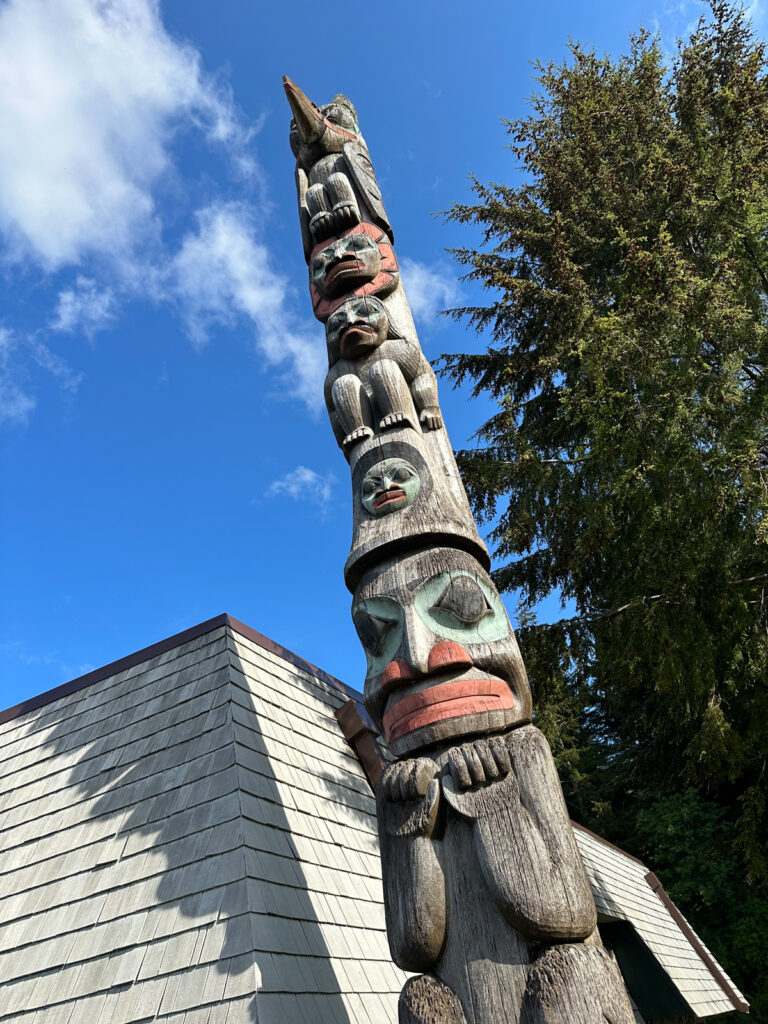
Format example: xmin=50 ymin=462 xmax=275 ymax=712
xmin=0 ymin=615 xmax=748 ymax=1022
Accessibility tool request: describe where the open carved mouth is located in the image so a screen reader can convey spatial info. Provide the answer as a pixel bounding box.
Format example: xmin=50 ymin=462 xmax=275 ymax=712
xmin=340 ymin=323 xmax=378 ymax=354
xmin=372 ymin=487 xmax=407 ymax=510
xmin=382 ymin=677 xmax=515 ymax=742
xmin=325 ymin=258 xmax=366 ymax=287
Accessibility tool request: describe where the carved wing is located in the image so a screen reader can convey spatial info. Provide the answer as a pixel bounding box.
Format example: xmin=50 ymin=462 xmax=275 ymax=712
xmin=343 ymin=140 xmax=393 ymax=241
xmin=295 ymin=164 xmax=312 ymax=260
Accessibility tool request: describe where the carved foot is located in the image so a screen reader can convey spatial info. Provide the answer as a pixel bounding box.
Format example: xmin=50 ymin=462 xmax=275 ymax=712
xmin=342 ymin=426 xmax=374 ymax=450
xmin=399 ymin=975 xmax=467 ymax=1024
xmin=380 ymin=411 xmax=417 ymax=431
xmin=331 ymin=200 xmax=360 ymax=231
xmin=522 ymin=944 xmax=635 ymax=1024
xmin=419 ymin=407 xmax=443 ymax=431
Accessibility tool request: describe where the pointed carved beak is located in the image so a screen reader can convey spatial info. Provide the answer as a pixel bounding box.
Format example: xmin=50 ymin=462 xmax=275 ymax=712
xmin=283 ymin=75 xmax=325 ymax=144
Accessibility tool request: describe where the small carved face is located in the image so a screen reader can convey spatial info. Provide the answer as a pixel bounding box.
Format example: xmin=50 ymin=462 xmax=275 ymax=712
xmin=353 ymin=548 xmax=532 ymax=756
xmin=326 ymin=295 xmax=389 ymax=361
xmin=361 ymin=458 xmax=421 ymax=516
xmin=311 ymin=232 xmax=381 ymax=299
xmin=321 ymin=95 xmax=360 ymax=138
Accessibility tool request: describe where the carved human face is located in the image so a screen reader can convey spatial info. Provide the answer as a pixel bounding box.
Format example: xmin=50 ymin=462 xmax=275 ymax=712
xmin=361 ymin=458 xmax=421 ymax=516
xmin=311 ymin=231 xmax=381 ymax=299
xmin=326 ymin=295 xmax=388 ymax=361
xmin=353 ymin=548 xmax=532 ymax=756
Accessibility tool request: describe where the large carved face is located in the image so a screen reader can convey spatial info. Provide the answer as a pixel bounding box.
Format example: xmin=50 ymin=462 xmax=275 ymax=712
xmin=361 ymin=458 xmax=421 ymax=516
xmin=353 ymin=548 xmax=532 ymax=756
xmin=310 ymin=223 xmax=399 ymax=321
xmin=312 ymin=231 xmax=381 ymax=299
xmin=326 ymin=295 xmax=389 ymax=361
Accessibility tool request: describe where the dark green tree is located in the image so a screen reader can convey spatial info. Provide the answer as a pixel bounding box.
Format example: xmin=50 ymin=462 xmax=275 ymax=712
xmin=441 ymin=2 xmax=768 ymax=1012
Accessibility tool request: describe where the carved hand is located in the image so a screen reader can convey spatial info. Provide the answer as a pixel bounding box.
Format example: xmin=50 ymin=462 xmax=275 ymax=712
xmin=442 ymin=735 xmax=518 ymax=818
xmin=379 ymin=757 xmax=440 ymax=838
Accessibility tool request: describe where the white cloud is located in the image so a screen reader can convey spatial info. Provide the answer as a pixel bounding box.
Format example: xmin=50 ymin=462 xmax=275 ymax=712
xmin=0 ymin=0 xmax=249 ymax=270
xmin=267 ymin=466 xmax=337 ymax=508
xmin=0 ymin=329 xmax=35 ymax=425
xmin=0 ymin=0 xmax=326 ymax=428
xmin=52 ymin=277 xmax=115 ymax=336
xmin=400 ymin=258 xmax=459 ymax=323
xmin=29 ymin=339 xmax=83 ymax=394
xmin=171 ymin=203 xmax=326 ymax=410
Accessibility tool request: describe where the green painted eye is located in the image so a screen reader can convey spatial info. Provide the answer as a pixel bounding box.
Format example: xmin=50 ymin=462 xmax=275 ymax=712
xmin=432 ymin=577 xmax=490 ymax=627
xmin=353 ymin=609 xmax=395 ymax=655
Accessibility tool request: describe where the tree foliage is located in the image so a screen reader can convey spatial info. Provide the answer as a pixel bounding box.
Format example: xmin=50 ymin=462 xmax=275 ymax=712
xmin=441 ymin=2 xmax=768 ymax=1012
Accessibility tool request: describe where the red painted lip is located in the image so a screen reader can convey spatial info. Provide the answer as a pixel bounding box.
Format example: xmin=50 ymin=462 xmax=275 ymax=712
xmin=373 ymin=487 xmax=406 ymax=510
xmin=382 ymin=678 xmax=514 ymax=742
xmin=326 ymin=259 xmax=366 ymax=286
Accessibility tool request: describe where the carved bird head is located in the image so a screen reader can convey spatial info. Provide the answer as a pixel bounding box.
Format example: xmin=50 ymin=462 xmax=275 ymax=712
xmin=284 ymin=76 xmax=361 ymax=168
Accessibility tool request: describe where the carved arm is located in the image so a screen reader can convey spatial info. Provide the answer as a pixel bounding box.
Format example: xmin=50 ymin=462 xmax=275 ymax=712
xmin=442 ymin=726 xmax=596 ymax=943
xmin=376 ymin=758 xmax=447 ymax=971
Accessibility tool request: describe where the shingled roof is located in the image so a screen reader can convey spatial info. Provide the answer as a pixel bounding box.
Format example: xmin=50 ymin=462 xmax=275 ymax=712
xmin=0 ymin=614 xmax=749 ymax=1023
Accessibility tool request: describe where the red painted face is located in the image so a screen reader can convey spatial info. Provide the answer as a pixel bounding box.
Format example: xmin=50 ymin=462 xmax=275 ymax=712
xmin=353 ymin=549 xmax=532 ymax=756
xmin=309 ymin=222 xmax=398 ymax=322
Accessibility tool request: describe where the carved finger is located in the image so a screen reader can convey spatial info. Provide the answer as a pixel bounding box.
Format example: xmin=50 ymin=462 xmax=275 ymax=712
xmin=488 ymin=735 xmax=511 ymax=776
xmin=461 ymin=744 xmax=486 ymax=787
xmin=413 ymin=757 xmax=437 ymax=798
xmin=381 ymin=762 xmax=400 ymax=802
xmin=474 ymin=739 xmax=500 ymax=781
xmin=398 ymin=767 xmax=412 ymax=804
xmin=447 ymin=746 xmax=472 ymax=790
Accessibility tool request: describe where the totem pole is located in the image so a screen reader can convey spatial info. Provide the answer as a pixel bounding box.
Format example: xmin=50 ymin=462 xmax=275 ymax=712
xmin=284 ymin=77 xmax=635 ymax=1024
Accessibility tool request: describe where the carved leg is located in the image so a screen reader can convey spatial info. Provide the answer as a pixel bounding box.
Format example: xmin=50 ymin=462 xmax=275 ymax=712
xmin=369 ymin=358 xmax=419 ymax=433
xmin=399 ymin=975 xmax=468 ymax=1024
xmin=522 ymin=944 xmax=635 ymax=1024
xmin=331 ymin=374 xmax=374 ymax=450
xmin=306 ymin=182 xmax=334 ymax=242
xmin=326 ymin=171 xmax=360 ymax=231
xmin=411 ymin=369 xmax=443 ymax=431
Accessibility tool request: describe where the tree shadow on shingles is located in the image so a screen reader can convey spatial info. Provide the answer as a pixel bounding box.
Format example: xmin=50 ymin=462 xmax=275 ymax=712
xmin=38 ymin=640 xmax=352 ymax=1024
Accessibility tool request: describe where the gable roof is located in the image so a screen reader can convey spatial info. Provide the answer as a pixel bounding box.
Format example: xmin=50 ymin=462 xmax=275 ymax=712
xmin=0 ymin=614 xmax=749 ymax=1022
xmin=0 ymin=616 xmax=405 ymax=1023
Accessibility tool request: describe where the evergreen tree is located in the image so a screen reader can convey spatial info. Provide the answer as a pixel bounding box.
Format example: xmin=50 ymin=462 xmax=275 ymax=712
xmin=441 ymin=3 xmax=768 ymax=1012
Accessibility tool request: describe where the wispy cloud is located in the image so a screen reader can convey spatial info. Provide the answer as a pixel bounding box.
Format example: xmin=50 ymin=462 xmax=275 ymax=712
xmin=400 ymin=258 xmax=459 ymax=324
xmin=171 ymin=203 xmax=325 ymax=411
xmin=267 ymin=466 xmax=337 ymax=510
xmin=0 ymin=329 xmax=35 ymax=425
xmin=52 ymin=277 xmax=115 ymax=336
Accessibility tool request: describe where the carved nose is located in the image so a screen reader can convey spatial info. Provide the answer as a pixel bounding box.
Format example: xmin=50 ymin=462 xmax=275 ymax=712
xmin=382 ymin=658 xmax=413 ymax=691
xmin=427 ymin=641 xmax=473 ymax=674
xmin=381 ymin=641 xmax=474 ymax=693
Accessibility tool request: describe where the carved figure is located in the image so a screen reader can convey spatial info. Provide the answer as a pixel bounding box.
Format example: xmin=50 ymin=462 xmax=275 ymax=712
xmin=355 ymin=547 xmax=635 ymax=1023
xmin=361 ymin=458 xmax=421 ymax=517
xmin=324 ymin=296 xmax=442 ymax=453
xmin=284 ymin=77 xmax=391 ymax=255
xmin=310 ymin=222 xmax=398 ymax=321
xmin=346 ymin=433 xmax=489 ymax=589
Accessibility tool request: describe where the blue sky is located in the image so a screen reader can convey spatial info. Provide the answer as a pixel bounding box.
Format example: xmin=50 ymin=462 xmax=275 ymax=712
xmin=0 ymin=0 xmax=757 ymax=710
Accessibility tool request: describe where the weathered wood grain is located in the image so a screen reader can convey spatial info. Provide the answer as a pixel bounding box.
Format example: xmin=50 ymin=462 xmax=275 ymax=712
xmin=286 ymin=76 xmax=636 ymax=1023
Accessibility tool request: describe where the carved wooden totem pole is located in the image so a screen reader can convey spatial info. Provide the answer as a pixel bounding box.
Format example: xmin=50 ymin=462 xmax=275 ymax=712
xmin=285 ymin=77 xmax=635 ymax=1024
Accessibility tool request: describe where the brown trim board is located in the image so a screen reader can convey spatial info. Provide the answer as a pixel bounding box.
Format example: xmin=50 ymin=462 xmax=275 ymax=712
xmin=645 ymin=871 xmax=749 ymax=1013
xmin=0 ymin=612 xmax=362 ymax=726
xmin=335 ymin=699 xmax=387 ymax=788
